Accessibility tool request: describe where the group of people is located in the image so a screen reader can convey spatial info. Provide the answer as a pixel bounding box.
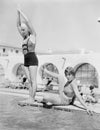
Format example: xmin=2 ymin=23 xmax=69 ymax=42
xmin=17 ymin=7 xmax=93 ymax=115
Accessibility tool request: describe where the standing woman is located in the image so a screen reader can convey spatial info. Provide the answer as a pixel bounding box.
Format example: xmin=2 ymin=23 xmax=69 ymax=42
xmin=17 ymin=8 xmax=38 ymax=103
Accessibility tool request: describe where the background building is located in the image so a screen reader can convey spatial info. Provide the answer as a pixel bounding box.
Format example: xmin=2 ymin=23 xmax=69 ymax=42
xmin=0 ymin=44 xmax=100 ymax=90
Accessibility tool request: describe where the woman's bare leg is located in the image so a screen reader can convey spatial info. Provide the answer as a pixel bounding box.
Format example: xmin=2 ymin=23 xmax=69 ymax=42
xmin=18 ymin=66 xmax=32 ymax=103
xmin=37 ymin=93 xmax=70 ymax=105
xmin=22 ymin=66 xmax=30 ymax=82
xmin=29 ymin=66 xmax=38 ymax=101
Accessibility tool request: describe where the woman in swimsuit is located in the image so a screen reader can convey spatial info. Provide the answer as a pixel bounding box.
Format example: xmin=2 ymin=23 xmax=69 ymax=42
xmin=17 ymin=8 xmax=38 ymax=103
xmin=40 ymin=66 xmax=93 ymax=115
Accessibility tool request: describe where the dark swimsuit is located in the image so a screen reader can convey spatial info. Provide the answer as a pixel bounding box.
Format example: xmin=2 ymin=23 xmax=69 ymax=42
xmin=22 ymin=37 xmax=38 ymax=67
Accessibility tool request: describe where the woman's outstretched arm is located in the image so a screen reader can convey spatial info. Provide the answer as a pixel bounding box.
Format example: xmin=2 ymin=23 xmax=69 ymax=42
xmin=19 ymin=10 xmax=36 ymax=36
xmin=71 ymin=80 xmax=93 ymax=115
xmin=17 ymin=9 xmax=23 ymax=37
xmin=44 ymin=68 xmax=60 ymax=79
xmin=44 ymin=68 xmax=65 ymax=95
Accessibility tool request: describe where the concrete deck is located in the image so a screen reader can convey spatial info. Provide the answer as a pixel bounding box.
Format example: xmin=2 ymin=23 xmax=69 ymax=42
xmin=0 ymin=87 xmax=100 ymax=114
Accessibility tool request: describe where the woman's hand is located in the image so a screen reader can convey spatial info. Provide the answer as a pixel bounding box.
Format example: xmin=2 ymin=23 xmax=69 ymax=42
xmin=86 ymin=106 xmax=94 ymax=116
xmin=17 ymin=4 xmax=21 ymax=12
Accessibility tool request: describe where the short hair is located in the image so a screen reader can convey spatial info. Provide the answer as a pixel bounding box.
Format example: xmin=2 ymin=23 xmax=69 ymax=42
xmin=64 ymin=66 xmax=75 ymax=76
xmin=21 ymin=22 xmax=31 ymax=35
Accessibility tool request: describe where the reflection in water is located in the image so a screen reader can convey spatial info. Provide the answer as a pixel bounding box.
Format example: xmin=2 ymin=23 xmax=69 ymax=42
xmin=0 ymin=94 xmax=100 ymax=130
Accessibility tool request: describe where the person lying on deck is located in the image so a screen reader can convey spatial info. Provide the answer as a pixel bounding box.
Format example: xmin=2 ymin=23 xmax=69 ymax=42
xmin=39 ymin=66 xmax=93 ymax=115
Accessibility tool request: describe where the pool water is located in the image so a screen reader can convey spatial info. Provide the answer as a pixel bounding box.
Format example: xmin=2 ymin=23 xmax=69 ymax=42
xmin=0 ymin=94 xmax=100 ymax=130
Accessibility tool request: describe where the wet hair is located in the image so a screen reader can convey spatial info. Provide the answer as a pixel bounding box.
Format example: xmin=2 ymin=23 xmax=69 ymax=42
xmin=64 ymin=66 xmax=75 ymax=76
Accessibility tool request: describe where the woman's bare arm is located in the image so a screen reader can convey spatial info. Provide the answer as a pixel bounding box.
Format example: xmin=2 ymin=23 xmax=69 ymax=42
xmin=44 ymin=68 xmax=60 ymax=79
xmin=71 ymin=80 xmax=94 ymax=115
xmin=17 ymin=9 xmax=23 ymax=37
xmin=19 ymin=10 xmax=36 ymax=36
xmin=44 ymin=68 xmax=65 ymax=95
xmin=71 ymin=80 xmax=88 ymax=109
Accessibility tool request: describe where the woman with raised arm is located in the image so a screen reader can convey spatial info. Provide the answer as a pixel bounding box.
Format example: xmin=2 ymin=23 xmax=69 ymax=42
xmin=17 ymin=8 xmax=38 ymax=103
xmin=40 ymin=66 xmax=93 ymax=115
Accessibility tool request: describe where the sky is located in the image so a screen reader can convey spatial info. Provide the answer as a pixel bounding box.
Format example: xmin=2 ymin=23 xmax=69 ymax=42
xmin=0 ymin=0 xmax=100 ymax=52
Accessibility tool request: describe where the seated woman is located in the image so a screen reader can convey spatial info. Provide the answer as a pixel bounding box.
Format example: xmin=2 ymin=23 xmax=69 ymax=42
xmin=38 ymin=66 xmax=93 ymax=115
